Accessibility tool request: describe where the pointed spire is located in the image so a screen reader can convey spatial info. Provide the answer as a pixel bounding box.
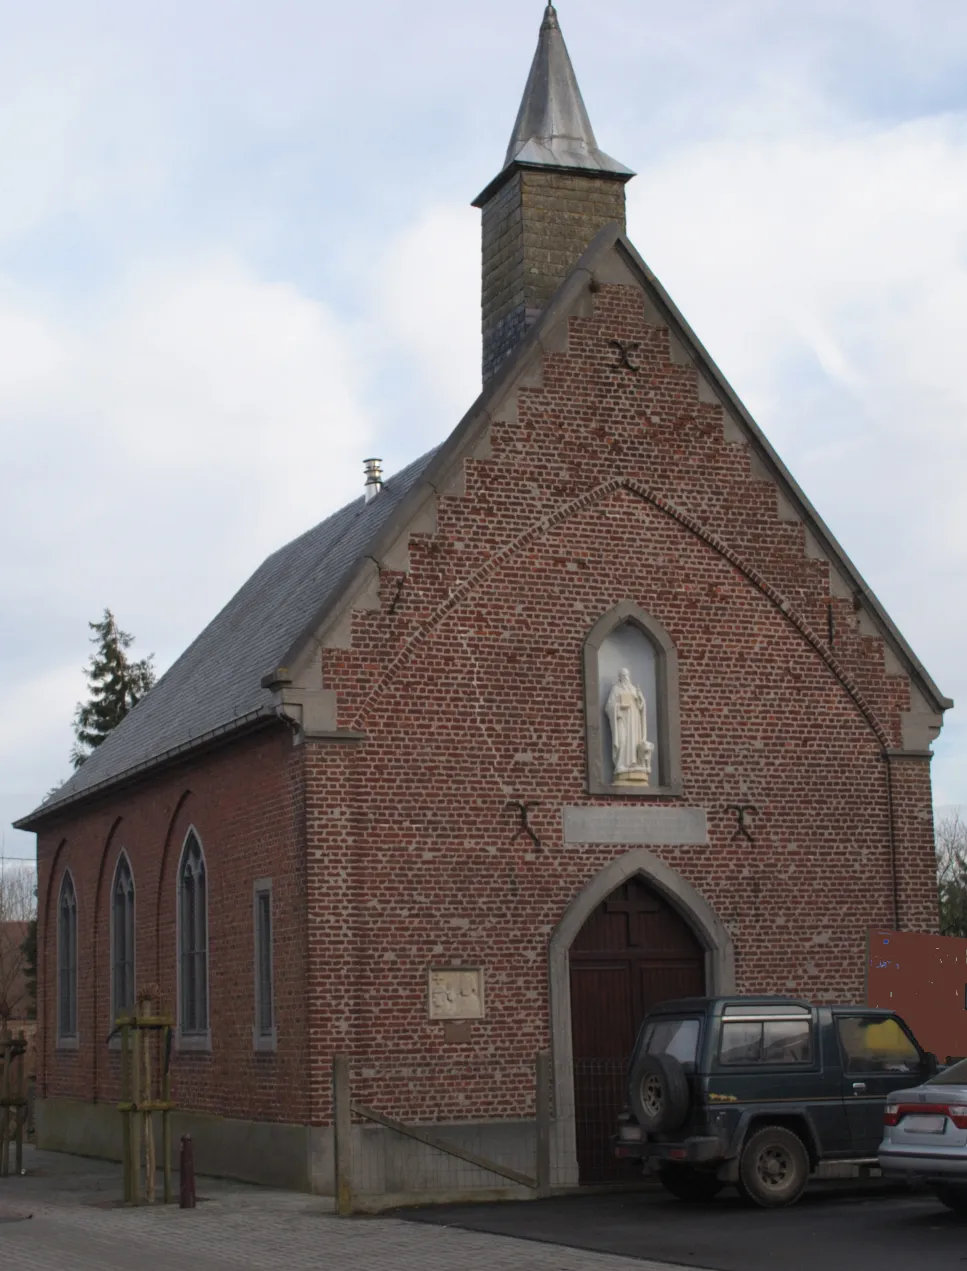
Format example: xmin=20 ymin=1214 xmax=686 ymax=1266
xmin=501 ymin=3 xmax=633 ymax=178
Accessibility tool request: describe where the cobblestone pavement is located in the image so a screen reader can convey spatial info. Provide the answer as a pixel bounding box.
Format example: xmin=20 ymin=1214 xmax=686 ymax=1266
xmin=0 ymin=1149 xmax=688 ymax=1270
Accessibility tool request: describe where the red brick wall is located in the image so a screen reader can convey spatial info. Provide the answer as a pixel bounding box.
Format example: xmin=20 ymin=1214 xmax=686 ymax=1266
xmin=36 ymin=727 xmax=308 ymax=1123
xmin=303 ymin=282 xmax=939 ymax=1123
xmin=33 ymin=281 xmax=940 ymax=1136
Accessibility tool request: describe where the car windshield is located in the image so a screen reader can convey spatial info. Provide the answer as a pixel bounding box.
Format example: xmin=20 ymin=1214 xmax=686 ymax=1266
xmin=643 ymin=1017 xmax=701 ymax=1067
xmin=929 ymin=1057 xmax=967 ymax=1086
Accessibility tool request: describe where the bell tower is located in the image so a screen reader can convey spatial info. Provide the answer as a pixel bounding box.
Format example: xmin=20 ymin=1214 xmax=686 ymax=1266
xmin=474 ymin=4 xmax=634 ymax=382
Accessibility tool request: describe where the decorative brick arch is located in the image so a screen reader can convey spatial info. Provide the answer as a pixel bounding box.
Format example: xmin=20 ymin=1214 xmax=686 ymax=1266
xmin=91 ymin=816 xmax=123 ymax=1097
xmin=154 ymin=789 xmax=193 ymax=984
xmin=547 ymin=849 xmax=734 ymax=1186
xmin=350 ymin=478 xmax=893 ymax=750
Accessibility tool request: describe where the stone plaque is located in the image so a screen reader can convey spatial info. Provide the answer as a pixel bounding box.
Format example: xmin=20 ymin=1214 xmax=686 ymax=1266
xmin=428 ymin=968 xmax=485 ymax=1021
xmin=563 ymin=806 xmax=708 ymax=846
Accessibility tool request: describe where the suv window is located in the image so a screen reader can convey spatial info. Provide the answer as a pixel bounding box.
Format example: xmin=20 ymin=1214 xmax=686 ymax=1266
xmin=642 ymin=1017 xmax=701 ymax=1068
xmin=719 ymin=1017 xmax=812 ymax=1065
xmin=836 ymin=1015 xmax=921 ymax=1074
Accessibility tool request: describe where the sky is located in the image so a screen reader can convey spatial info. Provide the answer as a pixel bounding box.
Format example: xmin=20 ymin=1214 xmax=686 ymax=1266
xmin=2 ymin=0 xmax=966 ymax=860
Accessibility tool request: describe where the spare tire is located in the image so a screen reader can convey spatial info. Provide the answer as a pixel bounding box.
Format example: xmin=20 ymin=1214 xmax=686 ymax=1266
xmin=629 ymin=1053 xmax=690 ymax=1133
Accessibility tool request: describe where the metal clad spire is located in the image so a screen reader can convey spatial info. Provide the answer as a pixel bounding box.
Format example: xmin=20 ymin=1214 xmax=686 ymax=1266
xmin=502 ymin=4 xmax=632 ymax=177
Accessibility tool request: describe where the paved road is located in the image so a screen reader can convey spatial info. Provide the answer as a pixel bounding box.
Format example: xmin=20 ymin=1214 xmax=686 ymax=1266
xmin=0 ymin=1149 xmax=686 ymax=1271
xmin=399 ymin=1182 xmax=967 ymax=1271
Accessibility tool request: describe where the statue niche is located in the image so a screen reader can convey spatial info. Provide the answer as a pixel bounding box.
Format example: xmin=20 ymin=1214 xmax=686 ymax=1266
xmin=605 ymin=668 xmax=654 ymax=785
xmin=584 ymin=604 xmax=681 ymax=797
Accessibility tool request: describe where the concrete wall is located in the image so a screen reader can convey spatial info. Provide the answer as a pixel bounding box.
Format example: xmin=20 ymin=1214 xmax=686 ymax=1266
xmin=37 ymin=1097 xmax=544 ymax=1206
xmin=36 ymin=1096 xmax=314 ymax=1193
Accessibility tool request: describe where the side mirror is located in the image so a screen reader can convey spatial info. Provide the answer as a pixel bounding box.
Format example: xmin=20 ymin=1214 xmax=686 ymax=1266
xmin=925 ymin=1051 xmax=939 ymax=1076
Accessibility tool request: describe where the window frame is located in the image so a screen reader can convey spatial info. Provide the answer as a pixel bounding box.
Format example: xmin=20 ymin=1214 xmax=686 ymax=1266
xmin=716 ymin=1011 xmax=815 ymax=1069
xmin=176 ymin=828 xmax=211 ymax=1052
xmin=110 ymin=850 xmax=136 ymax=1029
xmin=834 ymin=1012 xmax=924 ymax=1077
xmin=583 ymin=602 xmax=683 ymax=798
xmin=56 ymin=870 xmax=79 ymax=1050
xmin=641 ymin=1015 xmax=703 ymax=1071
xmin=252 ymin=878 xmax=277 ymax=1053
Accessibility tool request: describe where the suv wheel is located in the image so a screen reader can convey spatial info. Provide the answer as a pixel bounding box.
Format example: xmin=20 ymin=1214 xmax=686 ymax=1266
xmin=737 ymin=1126 xmax=810 ymax=1208
xmin=935 ymin=1184 xmax=967 ymax=1216
xmin=628 ymin=1054 xmax=690 ymax=1133
xmin=658 ymin=1165 xmax=725 ymax=1203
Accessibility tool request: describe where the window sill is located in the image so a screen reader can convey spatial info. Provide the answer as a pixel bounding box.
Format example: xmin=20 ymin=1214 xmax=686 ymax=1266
xmin=56 ymin=1036 xmax=79 ymax=1052
xmin=176 ymin=1031 xmax=212 ymax=1054
xmin=253 ymin=1027 xmax=278 ymax=1054
xmin=587 ymin=782 xmax=685 ymax=800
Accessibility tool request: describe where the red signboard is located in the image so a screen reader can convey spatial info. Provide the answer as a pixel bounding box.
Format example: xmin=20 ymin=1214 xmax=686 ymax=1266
xmin=867 ymin=928 xmax=967 ymax=1063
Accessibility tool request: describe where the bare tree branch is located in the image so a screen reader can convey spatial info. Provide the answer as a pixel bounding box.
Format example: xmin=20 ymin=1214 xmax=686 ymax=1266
xmin=0 ymin=863 xmax=37 ymax=1026
xmin=936 ymin=812 xmax=967 ymax=938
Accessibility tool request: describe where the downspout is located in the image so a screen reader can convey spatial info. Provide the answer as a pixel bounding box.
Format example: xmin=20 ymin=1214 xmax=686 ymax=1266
xmin=884 ymin=753 xmax=900 ymax=930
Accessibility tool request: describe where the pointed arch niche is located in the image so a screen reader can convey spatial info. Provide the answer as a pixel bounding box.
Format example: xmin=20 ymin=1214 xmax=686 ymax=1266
xmin=584 ymin=601 xmax=683 ymax=797
xmin=110 ymin=851 xmax=136 ymax=1025
xmin=548 ymin=849 xmax=735 ymax=1186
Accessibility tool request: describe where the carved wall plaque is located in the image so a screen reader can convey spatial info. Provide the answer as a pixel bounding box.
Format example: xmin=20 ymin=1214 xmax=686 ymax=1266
xmin=428 ymin=968 xmax=485 ymax=1021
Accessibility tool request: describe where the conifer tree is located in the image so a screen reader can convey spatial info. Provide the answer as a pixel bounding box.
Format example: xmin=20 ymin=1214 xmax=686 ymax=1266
xmin=71 ymin=609 xmax=156 ymax=768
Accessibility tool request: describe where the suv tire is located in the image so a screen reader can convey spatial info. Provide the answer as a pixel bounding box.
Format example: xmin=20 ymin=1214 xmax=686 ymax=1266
xmin=658 ymin=1165 xmax=725 ymax=1203
xmin=628 ymin=1054 xmax=690 ymax=1133
xmin=935 ymin=1184 xmax=967 ymax=1216
xmin=737 ymin=1126 xmax=810 ymax=1208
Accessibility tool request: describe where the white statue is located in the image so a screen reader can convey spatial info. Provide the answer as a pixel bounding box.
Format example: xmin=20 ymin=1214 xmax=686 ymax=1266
xmin=605 ymin=668 xmax=654 ymax=784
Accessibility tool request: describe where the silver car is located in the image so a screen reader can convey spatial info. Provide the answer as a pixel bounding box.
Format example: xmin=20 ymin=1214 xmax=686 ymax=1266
xmin=879 ymin=1056 xmax=967 ymax=1213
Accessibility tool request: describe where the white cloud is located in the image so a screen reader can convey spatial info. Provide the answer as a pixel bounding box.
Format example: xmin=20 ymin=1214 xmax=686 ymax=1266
xmin=370 ymin=204 xmax=481 ymax=434
xmin=0 ymin=253 xmax=375 ymax=624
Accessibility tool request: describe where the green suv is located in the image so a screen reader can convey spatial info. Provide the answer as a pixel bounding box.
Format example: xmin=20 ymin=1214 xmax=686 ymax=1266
xmin=615 ymin=995 xmax=936 ymax=1207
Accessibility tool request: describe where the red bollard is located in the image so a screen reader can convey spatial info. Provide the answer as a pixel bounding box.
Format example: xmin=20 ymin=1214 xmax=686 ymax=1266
xmin=179 ymin=1134 xmax=196 ymax=1209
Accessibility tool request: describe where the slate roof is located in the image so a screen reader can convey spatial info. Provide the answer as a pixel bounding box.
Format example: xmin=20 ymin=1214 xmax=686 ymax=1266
xmin=21 ymin=449 xmax=436 ymax=824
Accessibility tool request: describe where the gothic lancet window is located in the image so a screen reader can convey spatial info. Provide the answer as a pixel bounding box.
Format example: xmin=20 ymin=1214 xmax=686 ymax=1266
xmin=111 ymin=853 xmax=136 ymax=1023
xmin=178 ymin=831 xmax=209 ymax=1040
xmin=584 ymin=602 xmax=683 ymax=797
xmin=57 ymin=872 xmax=78 ymax=1043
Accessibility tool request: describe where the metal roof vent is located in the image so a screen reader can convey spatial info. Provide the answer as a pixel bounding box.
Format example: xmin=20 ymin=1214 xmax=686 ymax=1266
xmin=363 ymin=458 xmax=383 ymax=503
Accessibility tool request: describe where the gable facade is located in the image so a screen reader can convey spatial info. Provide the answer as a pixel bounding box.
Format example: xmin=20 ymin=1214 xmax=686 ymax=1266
xmin=22 ymin=5 xmax=947 ymax=1198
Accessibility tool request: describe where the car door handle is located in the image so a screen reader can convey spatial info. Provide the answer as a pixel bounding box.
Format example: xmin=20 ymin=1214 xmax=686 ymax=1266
xmin=852 ymin=1082 xmax=867 ymax=1095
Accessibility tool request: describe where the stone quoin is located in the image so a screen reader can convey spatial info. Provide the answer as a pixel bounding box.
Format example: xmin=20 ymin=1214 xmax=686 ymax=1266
xmin=16 ymin=3 xmax=951 ymax=1195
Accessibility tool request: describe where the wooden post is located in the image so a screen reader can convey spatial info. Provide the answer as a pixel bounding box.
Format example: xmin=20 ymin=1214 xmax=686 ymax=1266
xmin=162 ymin=1025 xmax=172 ymax=1205
xmin=0 ymin=1031 xmax=11 ymax=1179
xmin=119 ymin=1019 xmax=131 ymax=1203
xmin=15 ymin=1032 xmax=26 ymax=1175
xmin=536 ymin=1049 xmax=552 ymax=1197
xmin=332 ymin=1055 xmax=353 ymax=1217
xmin=130 ymin=1017 xmax=141 ymax=1204
xmin=142 ymin=1000 xmax=156 ymax=1204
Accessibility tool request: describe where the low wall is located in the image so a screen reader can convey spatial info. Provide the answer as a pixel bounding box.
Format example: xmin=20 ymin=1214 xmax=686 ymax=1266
xmin=36 ymin=1098 xmax=547 ymax=1205
xmin=36 ymin=1098 xmax=314 ymax=1192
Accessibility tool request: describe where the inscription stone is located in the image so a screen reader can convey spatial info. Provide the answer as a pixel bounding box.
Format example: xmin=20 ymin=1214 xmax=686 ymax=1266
xmin=563 ymin=806 xmax=708 ymax=846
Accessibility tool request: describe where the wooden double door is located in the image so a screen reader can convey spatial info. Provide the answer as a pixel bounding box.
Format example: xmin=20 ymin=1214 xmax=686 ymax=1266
xmin=569 ymin=877 xmax=706 ymax=1182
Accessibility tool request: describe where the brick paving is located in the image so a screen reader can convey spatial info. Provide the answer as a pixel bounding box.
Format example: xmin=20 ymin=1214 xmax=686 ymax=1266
xmin=0 ymin=1149 xmax=687 ymax=1270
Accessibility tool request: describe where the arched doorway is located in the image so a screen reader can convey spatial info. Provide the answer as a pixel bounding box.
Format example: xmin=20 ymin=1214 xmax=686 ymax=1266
xmin=570 ymin=875 xmax=706 ymax=1182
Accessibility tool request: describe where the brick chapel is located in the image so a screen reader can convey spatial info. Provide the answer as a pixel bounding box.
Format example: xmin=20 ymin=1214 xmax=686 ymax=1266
xmin=17 ymin=4 xmax=951 ymax=1194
